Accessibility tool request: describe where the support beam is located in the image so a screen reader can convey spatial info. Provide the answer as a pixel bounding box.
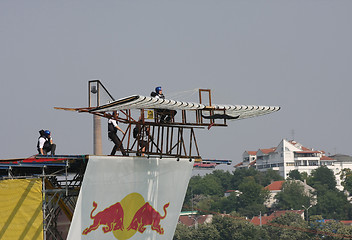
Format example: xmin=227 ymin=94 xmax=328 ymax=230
xmin=93 ymin=115 xmax=102 ymax=155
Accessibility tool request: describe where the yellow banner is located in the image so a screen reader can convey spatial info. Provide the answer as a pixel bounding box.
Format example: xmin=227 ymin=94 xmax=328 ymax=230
xmin=0 ymin=178 xmax=43 ymax=240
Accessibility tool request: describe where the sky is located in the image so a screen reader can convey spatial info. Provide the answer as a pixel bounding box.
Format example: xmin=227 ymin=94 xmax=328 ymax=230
xmin=1 ymin=0 xmax=351 ymax=165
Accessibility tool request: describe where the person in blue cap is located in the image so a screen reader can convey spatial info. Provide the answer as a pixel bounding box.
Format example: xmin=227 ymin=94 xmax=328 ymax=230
xmin=37 ymin=129 xmax=56 ymax=155
xmin=150 ymin=86 xmax=176 ymax=123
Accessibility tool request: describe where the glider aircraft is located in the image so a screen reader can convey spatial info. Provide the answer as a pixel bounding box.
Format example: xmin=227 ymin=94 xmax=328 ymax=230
xmin=55 ymin=88 xmax=280 ymax=159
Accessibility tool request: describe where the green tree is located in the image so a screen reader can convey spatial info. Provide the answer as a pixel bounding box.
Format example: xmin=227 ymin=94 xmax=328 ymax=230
xmin=173 ymin=223 xmax=193 ymax=240
xmin=257 ymin=169 xmax=284 ymax=187
xmin=185 ymin=174 xmax=224 ymax=207
xmin=308 ymin=166 xmax=337 ymax=191
xmin=210 ymin=192 xmax=239 ymax=214
xmin=311 ymin=219 xmax=352 ymax=240
xmin=212 ymin=215 xmax=266 ymax=240
xmin=237 ymin=177 xmax=269 ymax=207
xmin=312 ymin=189 xmax=352 ymax=220
xmin=340 ymin=168 xmax=352 ymax=195
xmin=211 ymin=170 xmax=233 ymax=192
xmin=191 ymin=224 xmax=220 ymax=240
xmin=237 ymin=177 xmax=269 ymax=217
xmin=287 ymin=170 xmax=302 ymax=180
xmin=231 ymin=168 xmax=255 ymax=188
xmin=275 ymin=181 xmax=312 ymax=210
xmin=264 ymin=212 xmax=310 ymax=240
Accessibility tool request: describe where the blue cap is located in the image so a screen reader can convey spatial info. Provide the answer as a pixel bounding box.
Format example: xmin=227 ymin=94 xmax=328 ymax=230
xmin=155 ymin=86 xmax=162 ymax=93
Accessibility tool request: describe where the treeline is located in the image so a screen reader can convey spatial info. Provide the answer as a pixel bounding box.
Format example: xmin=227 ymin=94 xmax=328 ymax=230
xmin=174 ymin=212 xmax=352 ymax=240
xmin=173 ymin=166 xmax=352 ymax=239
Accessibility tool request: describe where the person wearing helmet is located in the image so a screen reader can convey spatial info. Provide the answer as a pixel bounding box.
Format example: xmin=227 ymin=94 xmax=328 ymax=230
xmin=150 ymin=86 xmax=177 ymax=123
xmin=152 ymin=86 xmax=164 ymax=99
xmin=37 ymin=129 xmax=56 ymax=155
xmin=108 ymin=111 xmax=128 ymax=156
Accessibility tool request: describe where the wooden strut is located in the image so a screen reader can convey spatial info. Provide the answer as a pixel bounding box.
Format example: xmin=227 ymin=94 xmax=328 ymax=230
xmin=114 ymin=110 xmax=206 ymax=158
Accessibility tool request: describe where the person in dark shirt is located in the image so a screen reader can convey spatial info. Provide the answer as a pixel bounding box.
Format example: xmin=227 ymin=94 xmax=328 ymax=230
xmin=108 ymin=111 xmax=128 ymax=156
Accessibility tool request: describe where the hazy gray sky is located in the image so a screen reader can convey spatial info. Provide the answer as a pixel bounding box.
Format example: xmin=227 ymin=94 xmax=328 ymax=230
xmin=1 ymin=0 xmax=351 ymax=163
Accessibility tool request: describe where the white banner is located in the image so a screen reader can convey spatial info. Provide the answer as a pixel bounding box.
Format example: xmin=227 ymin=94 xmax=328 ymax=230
xmin=68 ymin=156 xmax=193 ymax=240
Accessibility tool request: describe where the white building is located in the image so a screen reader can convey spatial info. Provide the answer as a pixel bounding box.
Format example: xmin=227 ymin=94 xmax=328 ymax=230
xmin=264 ymin=180 xmax=317 ymax=209
xmin=236 ymin=139 xmax=352 ymax=191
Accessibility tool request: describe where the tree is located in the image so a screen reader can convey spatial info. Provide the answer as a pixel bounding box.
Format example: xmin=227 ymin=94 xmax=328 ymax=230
xmin=287 ymin=170 xmax=302 ymax=180
xmin=237 ymin=177 xmax=269 ymax=218
xmin=311 ymin=189 xmax=352 ymax=220
xmin=211 ymin=170 xmax=233 ymax=192
xmin=185 ymin=174 xmax=224 ymax=206
xmin=237 ymin=177 xmax=269 ymax=207
xmin=310 ymin=219 xmax=352 ymax=240
xmin=173 ymin=224 xmax=193 ymax=240
xmin=210 ymin=192 xmax=239 ymax=214
xmin=308 ymin=166 xmax=337 ymax=191
xmin=275 ymin=181 xmax=312 ymax=210
xmin=212 ymin=215 xmax=266 ymax=240
xmin=231 ymin=168 xmax=259 ymax=189
xmin=232 ymin=168 xmax=284 ymax=189
xmin=257 ymin=169 xmax=284 ymax=187
xmin=191 ymin=224 xmax=220 ymax=240
xmin=264 ymin=212 xmax=310 ymax=240
xmin=340 ymin=168 xmax=352 ymax=194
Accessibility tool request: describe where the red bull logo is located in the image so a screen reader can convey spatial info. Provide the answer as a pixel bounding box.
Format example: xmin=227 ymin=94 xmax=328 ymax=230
xmin=127 ymin=202 xmax=169 ymax=235
xmin=82 ymin=201 xmax=124 ymax=235
xmin=82 ymin=193 xmax=170 ymax=240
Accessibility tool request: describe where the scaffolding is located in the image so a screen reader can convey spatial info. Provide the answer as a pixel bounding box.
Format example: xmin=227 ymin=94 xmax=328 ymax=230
xmin=0 ymin=155 xmax=88 ymax=240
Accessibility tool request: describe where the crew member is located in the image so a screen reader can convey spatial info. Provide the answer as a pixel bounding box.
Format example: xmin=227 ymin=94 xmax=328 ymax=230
xmin=37 ymin=130 xmax=56 ymax=155
xmin=150 ymin=86 xmax=177 ymax=123
xmin=108 ymin=111 xmax=128 ymax=156
xmin=134 ymin=116 xmax=151 ymax=156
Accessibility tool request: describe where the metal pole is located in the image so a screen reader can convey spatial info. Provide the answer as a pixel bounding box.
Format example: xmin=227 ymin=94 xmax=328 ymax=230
xmin=89 ymin=80 xmax=103 ymax=155
xmin=260 ymin=211 xmax=262 ymax=227
xmin=302 ymin=205 xmax=312 ymax=222
xmin=93 ymin=115 xmax=102 ymax=155
xmin=42 ymin=167 xmax=46 ymax=240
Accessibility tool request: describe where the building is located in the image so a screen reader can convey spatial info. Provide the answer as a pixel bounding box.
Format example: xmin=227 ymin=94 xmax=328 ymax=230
xmin=178 ymin=214 xmax=213 ymax=228
xmin=250 ymin=210 xmax=305 ymax=225
xmin=236 ymin=139 xmax=352 ymax=190
xmin=264 ymin=180 xmax=316 ymax=208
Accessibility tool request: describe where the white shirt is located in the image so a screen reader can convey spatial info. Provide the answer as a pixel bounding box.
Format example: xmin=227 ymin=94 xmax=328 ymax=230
xmin=38 ymin=136 xmax=52 ymax=148
xmin=108 ymin=119 xmax=118 ymax=127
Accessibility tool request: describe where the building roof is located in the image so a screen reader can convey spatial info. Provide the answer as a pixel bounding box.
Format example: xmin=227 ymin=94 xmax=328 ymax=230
xmin=265 ymin=180 xmax=285 ymax=191
xmin=330 ymin=154 xmax=352 ymax=162
xmin=234 ymin=162 xmax=243 ymax=167
xmin=250 ymin=210 xmax=304 ymax=226
xmin=249 ymin=160 xmax=257 ymax=166
xmin=297 ymin=151 xmax=321 ymax=154
xmin=178 ymin=215 xmax=212 ymax=227
xmin=246 ymin=151 xmax=257 ymax=155
xmin=320 ymin=156 xmax=335 ymax=161
xmin=259 ymin=148 xmax=276 ymax=154
xmin=301 ymin=146 xmax=311 ymax=151
xmin=340 ymin=220 xmax=352 ymax=225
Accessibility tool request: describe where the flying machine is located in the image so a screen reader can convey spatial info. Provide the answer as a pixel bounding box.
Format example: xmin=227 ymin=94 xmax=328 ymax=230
xmin=55 ymin=80 xmax=281 ymax=159
xmin=0 ymin=80 xmax=280 ymax=240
